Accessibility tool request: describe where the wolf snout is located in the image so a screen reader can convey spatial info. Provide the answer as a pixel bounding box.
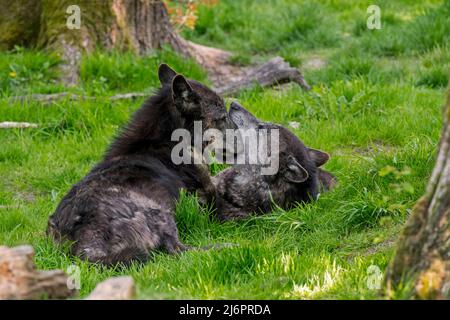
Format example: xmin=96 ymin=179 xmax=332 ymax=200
xmin=230 ymin=101 xmax=242 ymax=111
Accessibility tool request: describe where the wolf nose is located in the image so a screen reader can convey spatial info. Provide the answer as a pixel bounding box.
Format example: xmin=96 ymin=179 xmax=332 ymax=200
xmin=230 ymin=101 xmax=240 ymax=110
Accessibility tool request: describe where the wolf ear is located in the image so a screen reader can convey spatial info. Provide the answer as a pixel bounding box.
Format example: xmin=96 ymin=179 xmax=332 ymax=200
xmin=172 ymin=74 xmax=193 ymax=99
xmin=229 ymin=101 xmax=260 ymax=128
xmin=308 ymin=148 xmax=330 ymax=167
xmin=285 ymin=155 xmax=309 ymax=183
xmin=172 ymin=74 xmax=199 ymax=114
xmin=158 ymin=63 xmax=177 ymax=85
xmin=317 ymin=168 xmax=337 ymax=191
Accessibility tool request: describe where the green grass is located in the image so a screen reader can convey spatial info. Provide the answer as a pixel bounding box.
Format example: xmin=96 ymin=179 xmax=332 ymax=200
xmin=0 ymin=0 xmax=449 ymax=299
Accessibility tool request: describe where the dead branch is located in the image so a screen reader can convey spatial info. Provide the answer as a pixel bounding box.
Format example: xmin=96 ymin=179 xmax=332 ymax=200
xmin=8 ymin=92 xmax=149 ymax=105
xmin=0 ymin=122 xmax=38 ymax=129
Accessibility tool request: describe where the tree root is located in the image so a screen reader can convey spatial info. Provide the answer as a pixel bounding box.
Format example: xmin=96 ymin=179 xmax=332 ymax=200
xmin=182 ymin=39 xmax=310 ymax=95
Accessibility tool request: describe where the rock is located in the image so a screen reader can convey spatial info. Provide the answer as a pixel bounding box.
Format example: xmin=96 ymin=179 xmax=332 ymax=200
xmin=0 ymin=245 xmax=76 ymax=300
xmin=86 ymin=276 xmax=135 ymax=300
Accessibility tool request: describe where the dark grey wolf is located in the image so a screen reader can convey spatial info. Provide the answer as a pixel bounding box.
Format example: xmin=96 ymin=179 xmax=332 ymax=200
xmin=47 ymin=64 xmax=235 ymax=266
xmin=212 ymin=102 xmax=335 ymax=221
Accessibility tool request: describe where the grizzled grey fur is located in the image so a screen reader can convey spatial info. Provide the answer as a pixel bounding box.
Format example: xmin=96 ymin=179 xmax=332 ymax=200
xmin=47 ymin=64 xmax=234 ymax=266
xmin=212 ymin=102 xmax=335 ymax=221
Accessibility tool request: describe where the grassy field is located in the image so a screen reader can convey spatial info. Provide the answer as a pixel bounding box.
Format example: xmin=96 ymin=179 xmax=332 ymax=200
xmin=0 ymin=0 xmax=449 ymax=299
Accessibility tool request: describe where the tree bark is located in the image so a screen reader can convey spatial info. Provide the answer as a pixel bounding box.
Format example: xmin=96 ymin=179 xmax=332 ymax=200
xmin=0 ymin=0 xmax=41 ymax=50
xmin=385 ymin=83 xmax=450 ymax=299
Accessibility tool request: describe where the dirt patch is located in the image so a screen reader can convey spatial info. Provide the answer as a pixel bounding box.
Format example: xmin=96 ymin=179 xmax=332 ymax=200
xmin=303 ymin=56 xmax=327 ymax=70
xmin=334 ymin=142 xmax=397 ymax=157
xmin=362 ymin=237 xmax=397 ymax=257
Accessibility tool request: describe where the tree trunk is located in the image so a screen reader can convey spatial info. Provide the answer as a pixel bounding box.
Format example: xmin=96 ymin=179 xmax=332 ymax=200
xmin=0 ymin=0 xmax=41 ymax=50
xmin=0 ymin=0 xmax=189 ymax=85
xmin=385 ymin=83 xmax=450 ymax=299
xmin=39 ymin=0 xmax=190 ymax=85
xmin=0 ymin=0 xmax=309 ymax=93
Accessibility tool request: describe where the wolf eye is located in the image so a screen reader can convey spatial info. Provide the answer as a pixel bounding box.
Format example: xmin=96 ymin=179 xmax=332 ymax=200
xmin=216 ymin=114 xmax=227 ymax=121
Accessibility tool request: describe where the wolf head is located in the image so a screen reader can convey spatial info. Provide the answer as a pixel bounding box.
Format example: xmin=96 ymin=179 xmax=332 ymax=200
xmin=104 ymin=64 xmax=237 ymax=163
xmin=228 ymin=101 xmax=334 ymax=191
xmin=158 ymin=64 xmax=236 ymax=140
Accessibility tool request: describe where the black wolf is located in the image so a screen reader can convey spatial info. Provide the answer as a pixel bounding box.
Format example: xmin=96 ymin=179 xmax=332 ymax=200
xmin=47 ymin=64 xmax=235 ymax=265
xmin=212 ymin=102 xmax=335 ymax=221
